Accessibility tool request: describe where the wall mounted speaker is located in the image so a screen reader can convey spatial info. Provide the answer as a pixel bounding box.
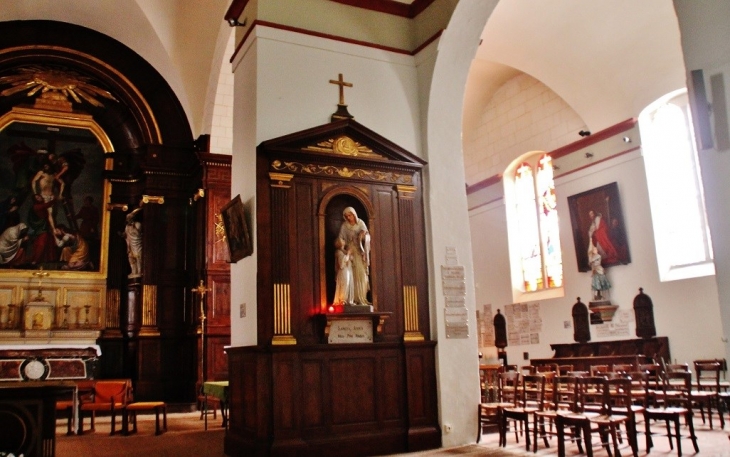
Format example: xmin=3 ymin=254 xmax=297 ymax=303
xmin=710 ymin=73 xmax=730 ymax=151
xmin=689 ymin=69 xmax=714 ymax=150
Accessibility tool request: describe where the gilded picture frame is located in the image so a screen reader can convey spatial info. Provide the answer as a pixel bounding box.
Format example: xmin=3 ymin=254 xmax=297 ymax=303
xmin=0 ymin=107 xmax=112 ymax=277
xmin=567 ymin=182 xmax=631 ymax=272
xmin=221 ymin=194 xmax=252 ymax=263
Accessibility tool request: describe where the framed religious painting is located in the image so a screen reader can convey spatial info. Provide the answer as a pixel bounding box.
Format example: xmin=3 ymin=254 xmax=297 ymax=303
xmin=0 ymin=108 xmax=111 ymax=276
xmin=567 ymin=182 xmax=631 ymax=272
xmin=221 ymin=194 xmax=253 ymax=263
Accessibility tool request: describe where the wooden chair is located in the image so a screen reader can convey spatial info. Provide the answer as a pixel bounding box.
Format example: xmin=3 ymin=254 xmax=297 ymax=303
xmin=533 ymin=375 xmax=580 ymax=453
xmin=590 ymin=364 xmax=609 ymax=376
xmin=477 ymin=369 xmax=518 ymax=442
xmin=638 ymin=363 xmax=663 ymax=406
xmin=554 ymin=376 xmax=606 ymax=457
xmin=56 ymin=379 xmax=96 ymax=435
xmin=603 ymin=376 xmax=642 ymax=456
xmin=558 ymin=376 xmax=635 ymax=457
xmin=479 ymin=364 xmax=502 ymax=403
xmin=558 ymin=364 xmax=574 ymax=376
xmin=568 ymin=370 xmax=589 ymax=378
xmin=499 ymin=374 xmax=546 ymax=451
xmin=79 ymin=379 xmax=132 ymax=435
xmin=520 ymin=365 xmax=536 ymax=375
xmin=197 ymin=381 xmax=220 ymax=420
xmin=644 ymin=371 xmax=699 ymax=456
xmin=694 ymin=358 xmax=729 ymax=390
xmin=535 ymin=363 xmax=558 ymax=374
xmin=612 ymin=363 xmax=635 ymax=374
xmin=493 ymin=371 xmax=521 ymax=446
xmin=692 ymin=360 xmax=725 ymax=429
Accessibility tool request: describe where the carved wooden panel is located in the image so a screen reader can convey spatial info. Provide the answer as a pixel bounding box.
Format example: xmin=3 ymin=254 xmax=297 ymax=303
xmin=302 ymin=360 xmax=324 ymax=427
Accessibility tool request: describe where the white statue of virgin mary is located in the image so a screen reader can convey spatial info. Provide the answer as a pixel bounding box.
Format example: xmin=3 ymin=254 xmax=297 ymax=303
xmin=338 ymin=207 xmax=371 ymax=306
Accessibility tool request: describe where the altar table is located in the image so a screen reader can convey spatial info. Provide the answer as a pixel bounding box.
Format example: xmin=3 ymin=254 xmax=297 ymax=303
xmin=203 ymin=381 xmax=228 ymax=430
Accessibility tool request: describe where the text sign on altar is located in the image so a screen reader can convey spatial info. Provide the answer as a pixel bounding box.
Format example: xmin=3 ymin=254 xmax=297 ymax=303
xmin=328 ymin=319 xmax=373 ymax=344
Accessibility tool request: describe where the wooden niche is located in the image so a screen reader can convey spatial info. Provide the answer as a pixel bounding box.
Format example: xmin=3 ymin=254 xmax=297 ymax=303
xmin=226 ymin=118 xmax=439 ymax=457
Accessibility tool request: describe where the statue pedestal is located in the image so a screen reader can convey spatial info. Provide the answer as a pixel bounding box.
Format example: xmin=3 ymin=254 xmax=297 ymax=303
xmin=589 ymin=300 xmax=619 ymax=324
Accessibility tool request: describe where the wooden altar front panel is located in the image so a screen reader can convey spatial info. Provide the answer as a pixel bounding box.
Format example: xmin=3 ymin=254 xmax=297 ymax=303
xmin=226 ymin=343 xmax=438 ymax=457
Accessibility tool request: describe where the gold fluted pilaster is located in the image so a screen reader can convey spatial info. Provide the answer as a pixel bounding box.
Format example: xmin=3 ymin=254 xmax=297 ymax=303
xmin=140 ymin=284 xmax=159 ymax=336
xmin=105 ymin=289 xmax=120 ymax=329
xmin=403 ymin=285 xmax=424 ymax=341
xmin=272 ymin=282 xmax=296 ymax=345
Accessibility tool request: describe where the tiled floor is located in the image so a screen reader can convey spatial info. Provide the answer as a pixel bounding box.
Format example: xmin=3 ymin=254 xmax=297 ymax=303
xmin=56 ymin=410 xmax=730 ymax=456
xmin=394 ymin=412 xmax=730 ymax=456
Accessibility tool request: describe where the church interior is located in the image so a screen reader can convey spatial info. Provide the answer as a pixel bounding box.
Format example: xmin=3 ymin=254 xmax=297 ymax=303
xmin=1 ymin=1 xmax=730 ymax=456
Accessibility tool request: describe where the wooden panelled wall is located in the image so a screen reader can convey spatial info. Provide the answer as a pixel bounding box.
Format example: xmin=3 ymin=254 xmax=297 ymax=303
xmin=226 ymin=119 xmax=440 ymax=457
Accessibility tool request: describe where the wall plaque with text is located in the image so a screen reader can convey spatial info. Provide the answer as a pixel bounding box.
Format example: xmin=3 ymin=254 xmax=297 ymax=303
xmin=328 ymin=319 xmax=373 ymax=344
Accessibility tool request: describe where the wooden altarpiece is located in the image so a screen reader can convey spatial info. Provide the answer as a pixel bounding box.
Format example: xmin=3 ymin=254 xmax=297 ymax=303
xmin=226 ymin=118 xmax=440 ymax=456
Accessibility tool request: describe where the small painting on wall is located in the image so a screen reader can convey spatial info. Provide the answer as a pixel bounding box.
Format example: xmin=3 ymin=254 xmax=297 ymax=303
xmin=567 ymin=182 xmax=630 ymax=272
xmin=221 ymin=194 xmax=253 ymax=263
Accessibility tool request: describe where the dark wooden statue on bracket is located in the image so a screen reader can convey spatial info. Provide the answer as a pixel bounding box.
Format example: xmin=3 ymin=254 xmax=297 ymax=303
xmin=572 ymin=297 xmax=591 ymax=344
xmin=633 ymin=287 xmax=657 ymax=339
xmin=494 ymin=309 xmax=508 ymax=366
xmin=226 ymin=117 xmax=439 ymax=456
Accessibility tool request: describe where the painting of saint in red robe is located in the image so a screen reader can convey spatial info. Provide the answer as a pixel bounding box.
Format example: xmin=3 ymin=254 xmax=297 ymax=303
xmin=568 ymin=182 xmax=631 ymax=272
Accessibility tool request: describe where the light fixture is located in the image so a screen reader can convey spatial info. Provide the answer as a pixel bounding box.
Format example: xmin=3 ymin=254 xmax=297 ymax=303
xmin=579 ymin=130 xmax=591 ymax=137
xmin=227 ymin=17 xmax=246 ymax=27
xmin=140 ymin=195 xmax=165 ymax=206
xmin=623 ymin=136 xmax=632 ymax=143
xmin=106 ymin=203 xmax=129 ymax=212
xmin=585 ymin=152 xmax=594 ymax=159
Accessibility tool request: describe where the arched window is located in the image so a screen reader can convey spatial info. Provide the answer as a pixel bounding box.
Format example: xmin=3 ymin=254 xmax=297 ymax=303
xmin=639 ymin=89 xmax=714 ymax=281
xmin=506 ymin=153 xmax=563 ymax=300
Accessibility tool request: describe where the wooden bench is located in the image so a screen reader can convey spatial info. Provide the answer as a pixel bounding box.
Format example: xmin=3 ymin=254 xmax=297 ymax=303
xmin=123 ymin=401 xmax=167 ymax=435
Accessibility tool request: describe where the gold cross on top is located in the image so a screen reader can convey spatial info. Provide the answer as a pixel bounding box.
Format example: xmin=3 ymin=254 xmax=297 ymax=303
xmin=329 ymin=73 xmax=353 ymax=106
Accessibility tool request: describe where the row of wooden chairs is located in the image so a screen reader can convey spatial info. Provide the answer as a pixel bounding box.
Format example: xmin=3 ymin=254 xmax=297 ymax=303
xmin=56 ymin=379 xmax=168 ymax=436
xmin=478 ymin=366 xmax=716 ymax=456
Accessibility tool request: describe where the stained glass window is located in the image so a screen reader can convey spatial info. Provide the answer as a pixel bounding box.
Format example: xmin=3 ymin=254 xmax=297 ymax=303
xmin=514 ymin=156 xmax=563 ymax=292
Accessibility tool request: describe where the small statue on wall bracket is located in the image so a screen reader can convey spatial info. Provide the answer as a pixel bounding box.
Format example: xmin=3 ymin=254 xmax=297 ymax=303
xmin=121 ymin=208 xmax=142 ymax=278
xmin=588 ymin=243 xmax=618 ymax=322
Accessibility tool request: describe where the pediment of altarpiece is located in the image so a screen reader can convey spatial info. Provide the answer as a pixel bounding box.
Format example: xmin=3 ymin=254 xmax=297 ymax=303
xmin=257 ymin=118 xmax=426 ymax=183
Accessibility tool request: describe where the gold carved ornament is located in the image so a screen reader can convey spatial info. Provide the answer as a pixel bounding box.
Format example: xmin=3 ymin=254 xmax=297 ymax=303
xmin=0 ymin=66 xmax=117 ymax=112
xmin=302 ymin=135 xmax=384 ymax=160
xmin=271 ymin=159 xmax=413 ymax=184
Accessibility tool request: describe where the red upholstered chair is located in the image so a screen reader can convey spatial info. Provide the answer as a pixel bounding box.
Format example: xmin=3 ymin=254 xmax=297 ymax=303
xmin=56 ymin=379 xmax=95 ymax=435
xmin=79 ymin=379 xmax=132 ymax=435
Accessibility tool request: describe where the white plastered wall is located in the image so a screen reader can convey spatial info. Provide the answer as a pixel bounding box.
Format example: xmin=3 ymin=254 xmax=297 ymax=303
xmin=424 ymin=0 xmax=499 ymax=447
xmin=469 ymin=142 xmax=726 ymax=368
